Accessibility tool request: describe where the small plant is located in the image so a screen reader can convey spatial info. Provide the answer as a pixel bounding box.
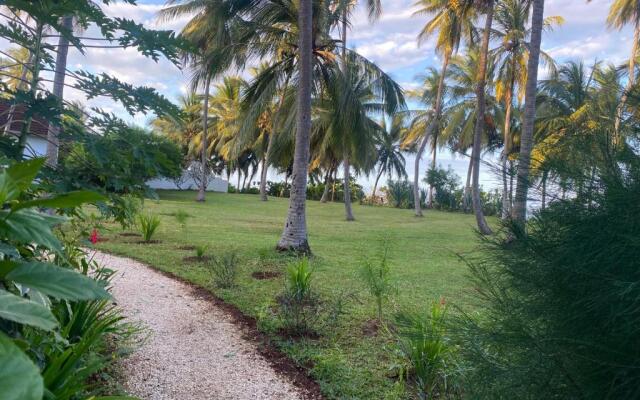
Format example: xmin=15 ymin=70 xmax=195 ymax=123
xmin=360 ymin=241 xmax=395 ymax=322
xmin=207 ymin=251 xmax=239 ymax=288
xmin=100 ymin=193 xmax=143 ymax=230
xmin=394 ymin=299 xmax=459 ymax=399
xmin=195 ymin=244 xmax=208 ymax=260
xmin=278 ymin=258 xmax=319 ymax=335
xmin=138 ymin=213 xmax=161 ymax=242
xmin=173 ymin=209 xmax=190 ymax=230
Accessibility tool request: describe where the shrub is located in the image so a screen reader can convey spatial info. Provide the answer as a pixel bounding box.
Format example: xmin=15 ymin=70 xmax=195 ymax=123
xmin=278 ymin=258 xmax=318 ymax=335
xmin=359 ymin=241 xmax=395 ymax=322
xmin=394 ymin=300 xmax=460 ymax=399
xmin=385 ymin=180 xmax=414 ymax=208
xmin=98 ymin=193 xmax=143 ymax=230
xmin=138 ymin=213 xmax=161 ymax=242
xmin=458 ymin=152 xmax=640 ymax=399
xmin=207 ymin=251 xmax=239 ymax=288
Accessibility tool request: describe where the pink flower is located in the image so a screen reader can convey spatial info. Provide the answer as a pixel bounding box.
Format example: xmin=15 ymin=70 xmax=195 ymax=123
xmin=90 ymin=229 xmax=99 ymax=244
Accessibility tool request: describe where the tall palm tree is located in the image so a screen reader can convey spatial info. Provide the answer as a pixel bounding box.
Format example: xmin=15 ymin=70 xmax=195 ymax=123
xmin=45 ymin=15 xmax=73 ymax=168
xmin=277 ymin=0 xmax=313 ymax=253
xmin=470 ymin=0 xmax=495 ymax=235
xmin=493 ymin=0 xmax=561 ymax=217
xmin=597 ymin=0 xmax=640 ymax=136
xmin=411 ymin=0 xmax=475 ymax=217
xmin=512 ymin=0 xmax=545 ymax=224
xmin=372 ymin=115 xmax=408 ymax=198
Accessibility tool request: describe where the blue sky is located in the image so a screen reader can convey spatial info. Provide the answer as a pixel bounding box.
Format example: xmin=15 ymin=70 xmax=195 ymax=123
xmin=31 ymin=0 xmax=636 ymax=190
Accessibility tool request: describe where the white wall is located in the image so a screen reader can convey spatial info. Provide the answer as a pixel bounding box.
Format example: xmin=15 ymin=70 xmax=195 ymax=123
xmin=24 ymin=135 xmax=48 ymax=158
xmin=146 ymin=175 xmax=228 ymax=193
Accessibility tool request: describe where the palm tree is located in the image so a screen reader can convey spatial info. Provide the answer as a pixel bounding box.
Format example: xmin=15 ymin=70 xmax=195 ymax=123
xmin=277 ymin=0 xmax=313 ymax=253
xmin=512 ymin=0 xmax=545 ymax=224
xmin=492 ymin=0 xmax=561 ymax=217
xmin=372 ymin=115 xmax=408 ymax=198
xmin=597 ymin=0 xmax=640 ymax=137
xmin=411 ymin=0 xmax=475 ymax=217
xmin=470 ymin=0 xmax=495 ymax=235
xmin=45 ymin=15 xmax=73 ymax=168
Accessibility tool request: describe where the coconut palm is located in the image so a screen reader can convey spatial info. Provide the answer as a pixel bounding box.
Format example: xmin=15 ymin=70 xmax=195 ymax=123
xmin=411 ymin=0 xmax=475 ymax=217
xmin=512 ymin=0 xmax=545 ymax=223
xmin=45 ymin=15 xmax=73 ymax=168
xmin=469 ymin=0 xmax=495 ymax=235
xmin=0 ymin=47 xmax=31 ymax=92
xmin=372 ymin=115 xmax=408 ymax=199
xmin=492 ymin=0 xmax=561 ymax=217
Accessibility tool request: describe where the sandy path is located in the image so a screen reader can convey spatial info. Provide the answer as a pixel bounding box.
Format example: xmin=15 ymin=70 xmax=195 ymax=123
xmin=92 ymin=251 xmax=303 ymax=400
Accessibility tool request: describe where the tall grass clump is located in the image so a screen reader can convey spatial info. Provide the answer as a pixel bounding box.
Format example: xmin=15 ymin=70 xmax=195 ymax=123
xmin=138 ymin=213 xmax=161 ymax=242
xmin=207 ymin=251 xmax=239 ymax=288
xmin=278 ymin=258 xmax=318 ymax=335
xmin=359 ymin=240 xmax=395 ymax=322
xmin=459 ymin=146 xmax=640 ymax=399
xmin=172 ymin=209 xmax=190 ymax=230
xmin=394 ymin=300 xmax=460 ymax=399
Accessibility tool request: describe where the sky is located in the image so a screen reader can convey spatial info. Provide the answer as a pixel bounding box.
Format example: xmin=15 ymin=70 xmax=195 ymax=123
xmin=5 ymin=0 xmax=634 ymax=192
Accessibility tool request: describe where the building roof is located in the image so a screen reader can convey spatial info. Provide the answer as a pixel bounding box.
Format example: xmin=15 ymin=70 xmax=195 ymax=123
xmin=0 ymin=101 xmax=50 ymax=138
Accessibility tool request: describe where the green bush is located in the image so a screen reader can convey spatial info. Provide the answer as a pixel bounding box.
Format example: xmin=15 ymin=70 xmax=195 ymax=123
xmin=138 ymin=213 xmax=161 ymax=242
xmin=278 ymin=258 xmax=318 ymax=335
xmin=207 ymin=251 xmax=239 ymax=288
xmin=394 ymin=300 xmax=460 ymax=399
xmin=98 ymin=193 xmax=143 ymax=231
xmin=458 ymin=153 xmax=640 ymax=399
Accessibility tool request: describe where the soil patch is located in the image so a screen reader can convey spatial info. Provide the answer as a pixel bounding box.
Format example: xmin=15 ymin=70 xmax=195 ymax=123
xmin=252 ymin=271 xmax=282 ymax=280
xmin=361 ymin=319 xmax=381 ymax=337
xmin=183 ymin=256 xmax=211 ymax=263
xmin=119 ymin=232 xmax=141 ymax=237
xmin=177 ymin=245 xmax=197 ymax=251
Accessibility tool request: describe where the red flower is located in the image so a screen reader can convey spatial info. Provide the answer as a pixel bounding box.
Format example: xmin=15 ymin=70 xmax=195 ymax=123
xmin=90 ymin=229 xmax=99 ymax=244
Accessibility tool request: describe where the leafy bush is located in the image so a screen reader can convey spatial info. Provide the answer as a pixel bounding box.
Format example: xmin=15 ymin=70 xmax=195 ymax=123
xmin=207 ymin=251 xmax=239 ymax=288
xmin=98 ymin=193 xmax=143 ymax=231
xmin=385 ymin=180 xmax=414 ymax=208
xmin=394 ymin=300 xmax=460 ymax=399
xmin=278 ymin=258 xmax=318 ymax=335
xmin=138 ymin=213 xmax=161 ymax=242
xmin=0 ymin=158 xmax=132 ymax=399
xmin=426 ymin=166 xmax=461 ymax=210
xmin=359 ymin=242 xmax=395 ymax=322
xmin=458 ymin=152 xmax=640 ymax=399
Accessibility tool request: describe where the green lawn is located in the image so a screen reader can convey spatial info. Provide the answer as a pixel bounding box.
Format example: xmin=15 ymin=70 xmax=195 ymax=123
xmin=97 ymin=190 xmax=486 ymax=399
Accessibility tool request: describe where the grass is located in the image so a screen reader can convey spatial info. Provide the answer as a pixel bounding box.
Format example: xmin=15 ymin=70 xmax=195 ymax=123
xmin=96 ymin=190 xmax=486 ymax=399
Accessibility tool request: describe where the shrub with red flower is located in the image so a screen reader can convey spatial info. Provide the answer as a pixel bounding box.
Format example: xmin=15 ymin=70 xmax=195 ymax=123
xmin=90 ymin=229 xmax=99 ymax=244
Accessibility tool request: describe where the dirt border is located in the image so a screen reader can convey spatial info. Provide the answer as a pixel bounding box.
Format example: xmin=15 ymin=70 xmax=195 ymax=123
xmin=107 ymin=252 xmax=323 ymax=400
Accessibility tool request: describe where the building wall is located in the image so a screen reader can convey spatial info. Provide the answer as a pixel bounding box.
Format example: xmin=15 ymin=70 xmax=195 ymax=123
xmin=24 ymin=135 xmax=48 ymax=158
xmin=146 ymin=175 xmax=229 ymax=193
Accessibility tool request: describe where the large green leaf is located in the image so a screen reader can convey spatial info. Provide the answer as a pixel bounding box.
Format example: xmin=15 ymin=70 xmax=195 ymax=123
xmin=14 ymin=191 xmax=106 ymax=211
xmin=6 ymin=262 xmax=110 ymax=301
xmin=0 ymin=158 xmax=44 ymax=204
xmin=0 ymin=209 xmax=64 ymax=252
xmin=0 ymin=289 xmax=58 ymax=331
xmin=0 ymin=332 xmax=44 ymax=400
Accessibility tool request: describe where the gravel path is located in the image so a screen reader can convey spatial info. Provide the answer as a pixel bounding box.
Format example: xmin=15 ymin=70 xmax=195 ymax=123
xmin=92 ymin=251 xmax=304 ymax=400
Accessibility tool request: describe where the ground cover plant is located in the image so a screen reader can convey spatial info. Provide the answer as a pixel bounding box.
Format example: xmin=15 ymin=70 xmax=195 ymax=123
xmin=96 ymin=190 xmax=483 ymax=398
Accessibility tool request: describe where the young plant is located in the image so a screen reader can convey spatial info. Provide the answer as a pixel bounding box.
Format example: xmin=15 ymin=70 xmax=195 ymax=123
xmin=138 ymin=213 xmax=161 ymax=242
xmin=360 ymin=241 xmax=395 ymax=322
xmin=278 ymin=258 xmax=318 ymax=335
xmin=195 ymin=244 xmax=208 ymax=260
xmin=394 ymin=299 xmax=459 ymax=399
xmin=207 ymin=251 xmax=239 ymax=288
xmin=173 ymin=209 xmax=190 ymax=230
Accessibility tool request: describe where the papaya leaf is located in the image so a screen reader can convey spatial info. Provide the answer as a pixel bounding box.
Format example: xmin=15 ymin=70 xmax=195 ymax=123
xmin=0 ymin=332 xmax=44 ymax=400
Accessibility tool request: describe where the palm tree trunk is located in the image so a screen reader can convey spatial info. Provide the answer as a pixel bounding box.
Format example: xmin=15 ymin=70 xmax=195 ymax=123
xmin=614 ymin=21 xmax=639 ymax=139
xmin=509 ymin=159 xmax=514 ymax=206
xmin=501 ymin=74 xmax=514 ymax=219
xmin=277 ymin=0 xmax=312 ymax=253
xmin=427 ymin=138 xmax=437 ymax=207
xmin=470 ymin=0 xmax=494 ymax=235
xmin=331 ymin=167 xmax=338 ymax=201
xmin=237 ymin=170 xmax=242 ymax=193
xmin=320 ymin=168 xmax=331 ymax=203
xmin=513 ymin=0 xmax=545 ymax=224
xmin=372 ymin=167 xmax=384 ymax=199
xmin=18 ymin=21 xmax=44 ymax=155
xmin=242 ymin=172 xmax=248 ymax=191
xmin=464 ymin=156 xmax=473 ymax=212
xmin=196 ymin=76 xmax=211 ymax=202
xmin=343 ymin=157 xmax=355 ymax=221
xmin=414 ymin=51 xmax=451 ymax=217
xmin=259 ymin=134 xmax=273 ymax=201
xmin=45 ymin=16 xmax=73 ymax=168
xmin=541 ymin=169 xmax=548 ymax=210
